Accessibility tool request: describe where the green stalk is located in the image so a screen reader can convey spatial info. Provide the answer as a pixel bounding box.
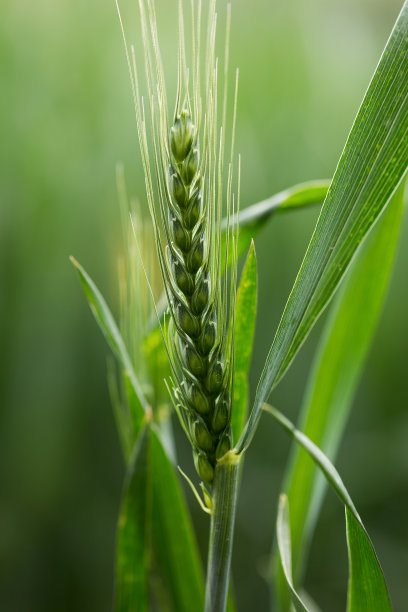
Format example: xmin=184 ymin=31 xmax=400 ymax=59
xmin=205 ymin=453 xmax=240 ymax=612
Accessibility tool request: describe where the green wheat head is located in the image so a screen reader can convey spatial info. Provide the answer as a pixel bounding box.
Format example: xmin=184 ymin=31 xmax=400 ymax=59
xmin=117 ymin=0 xmax=239 ymax=485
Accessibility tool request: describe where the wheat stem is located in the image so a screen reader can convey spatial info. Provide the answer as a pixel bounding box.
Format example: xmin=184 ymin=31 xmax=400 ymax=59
xmin=205 ymin=452 xmax=241 ymax=612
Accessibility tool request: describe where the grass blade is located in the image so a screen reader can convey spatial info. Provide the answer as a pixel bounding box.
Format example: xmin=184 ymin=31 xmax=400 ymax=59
xmin=115 ymin=425 xmax=204 ymax=611
xmin=265 ymin=405 xmax=358 ymax=515
xmin=237 ymin=2 xmax=408 ymax=454
xmin=276 ymin=183 xmax=405 ymax=604
xmin=115 ymin=427 xmax=150 ymax=612
xmin=150 ymin=427 xmax=205 ymax=611
xmin=266 ymin=405 xmax=392 ymax=611
xmin=123 ymin=371 xmax=148 ymax=449
xmin=231 ymin=240 xmax=258 ymax=443
xmin=346 ymin=508 xmax=392 ymax=612
xmin=107 ymin=357 xmax=134 ymax=462
xmin=276 ymin=494 xmax=309 ymax=612
xmin=222 ymin=180 xmax=329 ymax=267
xmin=71 ymin=257 xmax=147 ymax=432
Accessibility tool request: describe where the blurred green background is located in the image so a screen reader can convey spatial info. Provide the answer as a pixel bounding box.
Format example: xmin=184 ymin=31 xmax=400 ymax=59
xmin=1 ymin=0 xmax=407 ymax=610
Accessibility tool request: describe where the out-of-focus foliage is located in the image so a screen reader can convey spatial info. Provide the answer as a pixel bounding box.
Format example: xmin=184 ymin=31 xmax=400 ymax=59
xmin=0 ymin=0 xmax=406 ymax=611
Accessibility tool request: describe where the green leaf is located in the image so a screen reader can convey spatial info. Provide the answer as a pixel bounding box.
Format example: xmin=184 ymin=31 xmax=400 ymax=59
xmin=71 ymin=257 xmax=147 ymax=441
xmin=231 ymin=240 xmax=258 ymax=444
xmin=346 ymin=508 xmax=392 ymax=612
xmin=265 ymin=406 xmax=358 ymax=515
xmin=266 ymin=405 xmax=392 ymax=612
xmin=115 ymin=427 xmax=150 ymax=612
xmin=150 ymin=427 xmax=205 ymax=612
xmin=277 ymin=183 xmax=404 ymax=602
xmin=115 ymin=426 xmax=204 ymax=611
xmin=107 ymin=356 xmax=133 ymax=462
xmin=143 ymin=318 xmax=172 ymax=407
xmin=276 ymin=494 xmax=309 ymax=612
xmin=237 ymin=2 xmax=408 ymax=454
xmin=123 ymin=371 xmax=147 ymax=449
xmin=222 ymin=180 xmax=329 ymax=267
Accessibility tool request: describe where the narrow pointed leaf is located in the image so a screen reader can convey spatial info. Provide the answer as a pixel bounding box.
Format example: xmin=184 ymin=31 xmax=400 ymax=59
xmin=276 ymin=494 xmax=309 ymax=612
xmin=346 ymin=508 xmax=392 ymax=612
xmin=222 ymin=180 xmax=329 ymax=267
xmin=238 ymin=3 xmax=408 ymax=454
xmin=123 ymin=370 xmax=148 ymax=448
xmin=231 ymin=241 xmax=258 ymax=444
xmin=266 ymin=406 xmax=392 ymax=610
xmin=115 ymin=425 xmax=205 ymax=611
xmin=277 ymin=183 xmax=405 ymax=604
xmin=71 ymin=256 xmax=147 ymax=417
xmin=115 ymin=427 xmax=151 ymax=612
xmin=150 ymin=427 xmax=205 ymax=611
xmin=265 ymin=405 xmax=358 ymax=515
xmin=143 ymin=322 xmax=172 ymax=406
xmin=107 ymin=357 xmax=133 ymax=462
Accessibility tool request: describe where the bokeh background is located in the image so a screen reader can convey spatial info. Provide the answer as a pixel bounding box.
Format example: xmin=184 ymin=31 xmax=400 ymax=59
xmin=1 ymin=0 xmax=407 ymax=610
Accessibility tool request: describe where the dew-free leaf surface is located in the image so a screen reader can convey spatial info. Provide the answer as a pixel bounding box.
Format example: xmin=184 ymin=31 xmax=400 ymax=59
xmin=115 ymin=426 xmax=204 ymax=612
xmin=238 ymin=2 xmax=408 ymax=453
xmin=276 ymin=495 xmax=309 ymax=612
xmin=346 ymin=508 xmax=392 ymax=612
xmin=115 ymin=427 xmax=150 ymax=612
xmin=275 ymin=183 xmax=405 ymax=608
xmin=150 ymin=427 xmax=205 ymax=611
xmin=222 ymin=180 xmax=329 ymax=267
xmin=71 ymin=256 xmax=147 ymax=426
xmin=269 ymin=407 xmax=392 ymax=612
xmin=231 ymin=240 xmax=258 ymax=444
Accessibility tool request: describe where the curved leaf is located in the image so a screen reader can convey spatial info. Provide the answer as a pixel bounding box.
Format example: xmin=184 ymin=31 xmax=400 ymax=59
xmin=276 ymin=495 xmax=309 ymax=612
xmin=71 ymin=257 xmax=147 ymax=443
xmin=276 ymin=183 xmax=405 ymax=605
xmin=265 ymin=406 xmax=358 ymax=515
xmin=346 ymin=508 xmax=392 ymax=612
xmin=267 ymin=406 xmax=392 ymax=612
xmin=222 ymin=180 xmax=329 ymax=267
xmin=70 ymin=257 xmax=148 ymax=410
xmin=237 ymin=2 xmax=408 ymax=454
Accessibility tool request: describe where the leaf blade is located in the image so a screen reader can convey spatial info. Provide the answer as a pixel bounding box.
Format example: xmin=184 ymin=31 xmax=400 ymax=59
xmin=280 ymin=182 xmax=405 ymax=592
xmin=115 ymin=426 xmax=205 ymax=612
xmin=115 ymin=427 xmax=151 ymax=612
xmin=71 ymin=257 xmax=147 ymax=436
xmin=276 ymin=494 xmax=310 ymax=612
xmin=231 ymin=240 xmax=258 ymax=443
xmin=222 ymin=180 xmax=329 ymax=267
xmin=150 ymin=427 xmax=205 ymax=611
xmin=346 ymin=508 xmax=392 ymax=612
xmin=237 ymin=3 xmax=408 ymax=454
xmin=266 ymin=405 xmax=392 ymax=611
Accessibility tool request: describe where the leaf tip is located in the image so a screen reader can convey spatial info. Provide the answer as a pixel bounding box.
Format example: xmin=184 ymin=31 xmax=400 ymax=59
xmin=279 ymin=492 xmax=289 ymax=507
xmin=69 ymin=255 xmax=79 ymax=269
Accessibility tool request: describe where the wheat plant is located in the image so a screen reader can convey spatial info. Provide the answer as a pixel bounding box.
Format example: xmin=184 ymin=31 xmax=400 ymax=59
xmin=71 ymin=0 xmax=408 ymax=610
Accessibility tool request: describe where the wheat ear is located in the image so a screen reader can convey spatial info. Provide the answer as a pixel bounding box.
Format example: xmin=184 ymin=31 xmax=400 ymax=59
xmin=118 ymin=0 xmax=239 ymax=485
